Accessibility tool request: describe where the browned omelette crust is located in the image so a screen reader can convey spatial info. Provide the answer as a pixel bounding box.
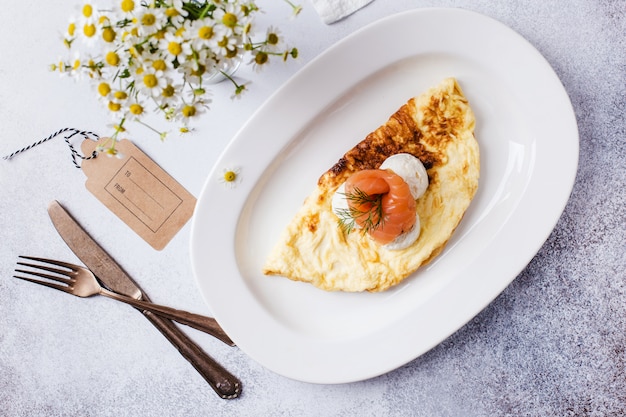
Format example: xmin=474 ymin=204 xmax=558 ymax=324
xmin=264 ymin=78 xmax=479 ymax=292
xmin=320 ymin=84 xmax=468 ymax=190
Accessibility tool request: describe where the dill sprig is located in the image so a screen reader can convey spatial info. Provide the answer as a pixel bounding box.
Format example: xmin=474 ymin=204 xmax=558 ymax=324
xmin=336 ymin=186 xmax=385 ymax=235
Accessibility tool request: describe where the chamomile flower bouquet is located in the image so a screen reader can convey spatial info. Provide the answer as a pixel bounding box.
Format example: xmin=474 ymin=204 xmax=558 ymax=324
xmin=53 ymin=0 xmax=300 ymax=151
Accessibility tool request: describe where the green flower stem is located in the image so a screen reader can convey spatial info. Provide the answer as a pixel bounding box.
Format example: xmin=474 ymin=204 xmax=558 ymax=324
xmin=136 ymin=119 xmax=168 ymax=141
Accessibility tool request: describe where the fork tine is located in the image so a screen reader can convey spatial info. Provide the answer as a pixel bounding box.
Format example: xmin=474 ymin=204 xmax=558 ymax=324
xmin=13 ymin=274 xmax=73 ymax=293
xmin=18 ymin=256 xmax=79 ymax=273
xmin=14 ymin=267 xmax=74 ymax=285
xmin=16 ymin=262 xmax=74 ymax=278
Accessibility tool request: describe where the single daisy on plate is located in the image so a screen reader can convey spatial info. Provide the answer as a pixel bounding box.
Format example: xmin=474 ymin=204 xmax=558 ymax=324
xmin=218 ymin=167 xmax=242 ymax=189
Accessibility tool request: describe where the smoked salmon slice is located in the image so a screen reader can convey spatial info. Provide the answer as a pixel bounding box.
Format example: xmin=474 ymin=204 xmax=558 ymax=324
xmin=344 ymin=169 xmax=416 ymax=245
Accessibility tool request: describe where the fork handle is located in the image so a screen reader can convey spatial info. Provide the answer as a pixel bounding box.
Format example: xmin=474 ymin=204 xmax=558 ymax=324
xmin=99 ymin=288 xmax=235 ymax=346
xmin=140 ymin=310 xmax=242 ymax=399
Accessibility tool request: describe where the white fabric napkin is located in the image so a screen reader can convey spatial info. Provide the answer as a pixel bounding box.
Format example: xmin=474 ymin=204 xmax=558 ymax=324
xmin=309 ymin=0 xmax=374 ymax=24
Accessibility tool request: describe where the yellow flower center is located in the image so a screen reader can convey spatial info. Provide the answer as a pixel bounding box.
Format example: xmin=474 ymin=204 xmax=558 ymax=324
xmin=255 ymin=51 xmax=268 ymax=65
xmin=143 ymin=74 xmax=158 ymax=88
xmin=105 ymin=51 xmax=120 ymax=66
xmin=217 ymin=36 xmax=228 ymax=48
xmin=152 ymin=59 xmax=167 ymax=71
xmin=267 ymin=33 xmax=279 ymax=45
xmin=168 ymin=41 xmax=182 ymax=56
xmin=165 ymin=7 xmax=179 ymax=17
xmin=102 ymin=27 xmax=116 ymax=42
xmin=226 ymin=47 xmax=238 ymax=58
xmin=68 ymin=22 xmax=76 ymax=36
xmin=198 ymin=26 xmax=214 ymax=40
xmin=108 ymin=101 xmax=121 ymax=112
xmin=72 ymin=59 xmax=81 ymax=70
xmin=114 ymin=91 xmax=127 ymax=100
xmin=121 ymin=0 xmax=134 ymax=13
xmin=141 ymin=13 xmax=156 ymax=26
xmin=223 ymin=171 xmax=237 ymax=182
xmin=129 ymin=104 xmax=144 ymax=115
xmin=82 ymin=4 xmax=93 ymax=18
xmin=222 ymin=12 xmax=237 ymax=28
xmin=175 ymin=27 xmax=185 ymax=37
xmin=181 ymin=105 xmax=196 ymax=117
xmin=162 ymin=85 xmax=175 ymax=97
xmin=83 ymin=23 xmax=96 ymax=37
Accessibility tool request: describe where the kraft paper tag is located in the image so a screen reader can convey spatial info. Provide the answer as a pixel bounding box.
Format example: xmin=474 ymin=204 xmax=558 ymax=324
xmin=81 ymin=138 xmax=196 ymax=250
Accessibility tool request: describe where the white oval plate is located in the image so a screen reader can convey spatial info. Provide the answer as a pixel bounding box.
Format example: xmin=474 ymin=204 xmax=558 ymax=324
xmin=190 ymin=8 xmax=578 ymax=384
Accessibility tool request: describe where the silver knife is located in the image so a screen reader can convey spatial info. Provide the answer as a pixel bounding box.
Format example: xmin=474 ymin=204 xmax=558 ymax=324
xmin=47 ymin=200 xmax=242 ymax=399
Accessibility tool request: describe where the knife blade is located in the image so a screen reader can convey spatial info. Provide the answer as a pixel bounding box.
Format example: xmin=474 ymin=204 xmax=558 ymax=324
xmin=47 ymin=200 xmax=241 ymax=399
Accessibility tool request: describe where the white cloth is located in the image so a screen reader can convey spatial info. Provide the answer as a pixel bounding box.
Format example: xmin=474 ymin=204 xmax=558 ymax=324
xmin=309 ymin=0 xmax=374 ymax=24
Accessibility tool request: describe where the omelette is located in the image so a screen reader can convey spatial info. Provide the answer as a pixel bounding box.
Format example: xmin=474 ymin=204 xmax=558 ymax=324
xmin=263 ymin=77 xmax=480 ymax=292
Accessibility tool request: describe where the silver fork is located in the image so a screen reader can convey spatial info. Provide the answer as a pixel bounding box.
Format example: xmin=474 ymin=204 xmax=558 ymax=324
xmin=14 ymin=256 xmax=234 ymax=346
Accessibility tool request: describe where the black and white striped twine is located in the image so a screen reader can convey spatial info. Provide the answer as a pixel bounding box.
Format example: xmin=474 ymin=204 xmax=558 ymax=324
xmin=2 ymin=127 xmax=100 ymax=168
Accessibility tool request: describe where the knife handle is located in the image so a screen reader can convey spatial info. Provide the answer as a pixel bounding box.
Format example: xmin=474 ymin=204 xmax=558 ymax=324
xmin=141 ymin=310 xmax=242 ymax=399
